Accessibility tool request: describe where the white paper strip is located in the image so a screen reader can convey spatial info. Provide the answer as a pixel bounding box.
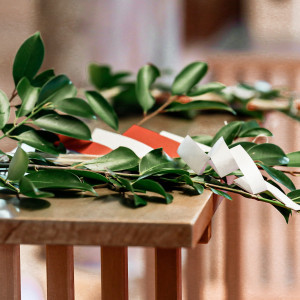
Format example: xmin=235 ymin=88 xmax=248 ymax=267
xmin=92 ymin=128 xmax=153 ymax=158
xmin=160 ymin=130 xmax=211 ymax=152
xmin=177 ymin=135 xmax=300 ymax=211
xmin=177 ymin=136 xmax=210 ymax=174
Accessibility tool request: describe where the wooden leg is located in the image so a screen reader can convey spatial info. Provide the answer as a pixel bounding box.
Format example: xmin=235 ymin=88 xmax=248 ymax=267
xmin=155 ymin=248 xmax=182 ymax=300
xmin=46 ymin=245 xmax=74 ymax=300
xmin=199 ymin=222 xmax=212 ymax=244
xmin=0 ymin=244 xmax=21 ymax=300
xmin=101 ymin=246 xmax=128 ymax=300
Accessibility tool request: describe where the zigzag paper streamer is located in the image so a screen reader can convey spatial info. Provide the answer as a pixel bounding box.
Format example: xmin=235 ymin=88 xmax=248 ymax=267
xmin=177 ymin=135 xmax=300 ymax=211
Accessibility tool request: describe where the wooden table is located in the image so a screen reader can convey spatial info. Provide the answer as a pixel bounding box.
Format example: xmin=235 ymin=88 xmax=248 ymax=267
xmin=0 ymin=185 xmax=219 ymax=300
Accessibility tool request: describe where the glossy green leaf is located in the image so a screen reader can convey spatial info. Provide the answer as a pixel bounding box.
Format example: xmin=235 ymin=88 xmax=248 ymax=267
xmin=0 ymin=90 xmax=9 ymax=130
xmin=84 ymin=147 xmax=140 ymax=171
xmin=132 ymin=194 xmax=148 ymax=207
xmin=211 ymin=121 xmax=243 ymax=146
xmin=13 ymin=32 xmax=44 ymax=85
xmin=248 ymin=144 xmax=289 ymax=166
xmin=68 ymin=170 xmax=109 ymax=183
xmin=32 ymin=69 xmax=55 ymax=87
xmin=287 ymin=151 xmax=300 ymax=167
xmin=239 ymin=128 xmax=273 ymax=138
xmin=239 ymin=120 xmax=259 ymax=134
xmin=133 ymin=179 xmax=173 ymax=203
xmin=287 ymin=190 xmax=300 ymax=203
xmin=165 ymin=100 xmax=235 ymax=115
xmin=258 ymin=163 xmax=295 ymax=191
xmin=55 ymin=97 xmax=96 ymax=120
xmin=191 ymin=135 xmax=213 ymax=146
xmin=210 ymin=188 xmax=232 ymax=200
xmin=187 ymin=82 xmax=225 ymax=96
xmin=16 ymin=77 xmax=39 ymax=117
xmin=85 ymin=91 xmax=118 ymax=130
xmin=19 ymin=176 xmax=54 ymax=198
xmin=136 ymin=64 xmax=160 ymax=113
xmin=229 ymin=142 xmax=256 ymax=152
xmin=171 ymin=62 xmax=208 ymax=95
xmin=7 ymin=146 xmax=29 ymax=181
xmin=33 ymin=112 xmax=91 ymax=140
xmin=24 ymin=170 xmax=97 ymax=195
xmin=37 ymin=75 xmax=76 ymax=105
xmin=3 ymin=124 xmax=63 ymax=155
xmin=88 ymin=64 xmax=111 ymax=89
xmin=139 ymin=167 xmax=188 ymax=180
xmin=272 ymin=204 xmax=291 ymax=223
xmin=177 ymin=174 xmax=204 ymax=194
xmin=139 ymin=148 xmax=173 ymax=174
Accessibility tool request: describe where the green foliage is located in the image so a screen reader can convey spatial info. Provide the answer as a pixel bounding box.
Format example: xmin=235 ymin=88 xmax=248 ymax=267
xmin=7 ymin=146 xmax=29 ymax=181
xmin=211 ymin=121 xmax=243 ymax=145
xmin=13 ymin=32 xmax=44 ymax=85
xmin=136 ymin=64 xmax=160 ymax=113
xmin=187 ymin=82 xmax=226 ymax=97
xmin=171 ymin=62 xmax=208 ymax=95
xmin=287 ymin=151 xmax=300 ymax=167
xmin=85 ymin=91 xmax=119 ymax=131
xmin=0 ymin=90 xmax=10 ymax=130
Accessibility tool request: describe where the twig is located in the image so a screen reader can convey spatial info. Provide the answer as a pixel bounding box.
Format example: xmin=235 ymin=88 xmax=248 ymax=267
xmin=137 ymin=95 xmax=178 ymax=126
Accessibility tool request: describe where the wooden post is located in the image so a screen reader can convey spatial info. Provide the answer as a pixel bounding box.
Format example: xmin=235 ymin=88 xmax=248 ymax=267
xmin=0 ymin=244 xmax=21 ymax=300
xmin=101 ymin=246 xmax=128 ymax=300
xmin=155 ymin=248 xmax=182 ymax=300
xmin=46 ymin=245 xmax=74 ymax=300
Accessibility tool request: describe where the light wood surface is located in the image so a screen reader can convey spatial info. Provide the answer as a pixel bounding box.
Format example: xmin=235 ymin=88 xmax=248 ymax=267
xmin=46 ymin=245 xmax=74 ymax=300
xmin=0 ymin=244 xmax=21 ymax=300
xmin=0 ymin=189 xmax=215 ymax=248
xmin=101 ymin=246 xmax=128 ymax=300
xmin=155 ymin=248 xmax=182 ymax=300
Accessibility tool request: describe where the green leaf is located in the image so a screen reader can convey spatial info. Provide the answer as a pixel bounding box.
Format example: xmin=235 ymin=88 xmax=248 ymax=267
xmin=7 ymin=146 xmax=29 ymax=181
xmin=187 ymin=82 xmax=226 ymax=96
xmin=171 ymin=62 xmax=208 ymax=95
xmin=248 ymin=144 xmax=289 ymax=166
xmin=37 ymin=75 xmax=76 ymax=105
xmin=139 ymin=167 xmax=189 ymax=180
xmin=0 ymin=90 xmax=10 ymax=130
xmin=177 ymin=174 xmax=204 ymax=194
xmin=210 ymin=188 xmax=232 ymax=200
xmin=191 ymin=135 xmax=213 ymax=146
xmin=287 ymin=151 xmax=300 ymax=167
xmin=239 ymin=120 xmax=259 ymax=134
xmin=287 ymin=190 xmax=300 ymax=203
xmin=136 ymin=64 xmax=160 ymax=113
xmin=19 ymin=176 xmax=54 ymax=198
xmin=84 ymin=147 xmax=140 ymax=171
xmin=33 ymin=112 xmax=91 ymax=140
xmin=211 ymin=121 xmax=243 ymax=146
xmin=3 ymin=124 xmax=63 ymax=155
xmin=13 ymin=32 xmax=44 ymax=85
xmin=88 ymin=64 xmax=111 ymax=89
xmin=68 ymin=170 xmax=109 ymax=183
xmin=229 ymin=142 xmax=256 ymax=152
xmin=16 ymin=77 xmax=39 ymax=117
xmin=239 ymin=128 xmax=273 ymax=138
xmin=133 ymin=179 xmax=173 ymax=204
xmin=139 ymin=148 xmax=173 ymax=174
xmin=258 ymin=163 xmax=295 ymax=191
xmin=165 ymin=100 xmax=235 ymax=115
xmin=55 ymin=97 xmax=96 ymax=120
xmin=272 ymin=205 xmax=291 ymax=224
xmin=85 ymin=91 xmax=118 ymax=130
xmin=24 ymin=170 xmax=97 ymax=195
xmin=32 ymin=69 xmax=55 ymax=87
xmin=132 ymin=194 xmax=148 ymax=207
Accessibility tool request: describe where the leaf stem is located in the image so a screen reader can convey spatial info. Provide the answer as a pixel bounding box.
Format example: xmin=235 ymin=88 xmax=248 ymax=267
xmin=9 ymin=88 xmax=17 ymax=103
xmin=0 ymin=176 xmax=19 ymax=193
xmin=137 ymin=95 xmax=178 ymax=126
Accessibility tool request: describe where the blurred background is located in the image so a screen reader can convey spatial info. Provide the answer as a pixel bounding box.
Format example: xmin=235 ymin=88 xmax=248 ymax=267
xmin=1 ymin=0 xmax=300 ymax=299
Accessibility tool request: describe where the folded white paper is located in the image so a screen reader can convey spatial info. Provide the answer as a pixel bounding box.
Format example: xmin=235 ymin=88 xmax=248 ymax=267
xmin=92 ymin=128 xmax=153 ymax=158
xmin=177 ymin=135 xmax=300 ymax=211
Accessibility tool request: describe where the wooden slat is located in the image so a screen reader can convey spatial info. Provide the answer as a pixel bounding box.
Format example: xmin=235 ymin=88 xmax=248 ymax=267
xmin=0 ymin=244 xmax=20 ymax=300
xmin=155 ymin=248 xmax=182 ymax=300
xmin=198 ymin=222 xmax=212 ymax=244
xmin=101 ymin=246 xmax=128 ymax=300
xmin=46 ymin=245 xmax=74 ymax=300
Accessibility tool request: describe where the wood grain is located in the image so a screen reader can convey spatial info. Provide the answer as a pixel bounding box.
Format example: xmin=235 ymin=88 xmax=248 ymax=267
xmin=155 ymin=248 xmax=182 ymax=300
xmin=0 ymin=244 xmax=21 ymax=300
xmin=46 ymin=245 xmax=74 ymax=300
xmin=101 ymin=246 xmax=128 ymax=300
xmin=0 ymin=189 xmax=213 ymax=248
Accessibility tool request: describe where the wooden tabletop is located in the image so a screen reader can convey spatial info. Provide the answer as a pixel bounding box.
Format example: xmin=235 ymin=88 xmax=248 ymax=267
xmin=0 ymin=189 xmax=216 ymax=248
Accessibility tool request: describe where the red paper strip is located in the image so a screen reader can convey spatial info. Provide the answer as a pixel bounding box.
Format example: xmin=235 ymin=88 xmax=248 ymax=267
xmin=58 ymin=135 xmax=112 ymax=155
xmin=123 ymin=125 xmax=180 ymax=158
